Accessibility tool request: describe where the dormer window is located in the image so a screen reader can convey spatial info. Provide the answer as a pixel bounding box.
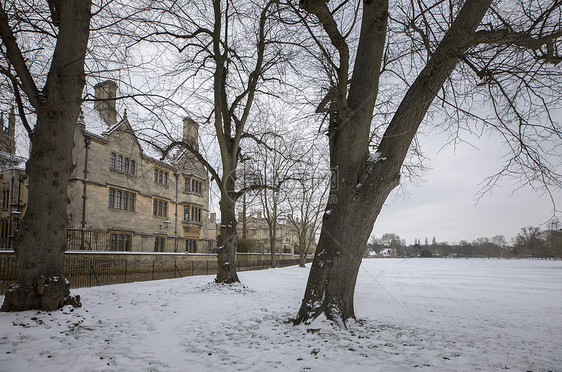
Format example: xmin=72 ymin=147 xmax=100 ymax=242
xmin=110 ymin=152 xmax=135 ymax=175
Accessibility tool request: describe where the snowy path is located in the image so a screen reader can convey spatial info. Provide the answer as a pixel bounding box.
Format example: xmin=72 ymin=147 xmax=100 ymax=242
xmin=1 ymin=258 xmax=561 ymax=371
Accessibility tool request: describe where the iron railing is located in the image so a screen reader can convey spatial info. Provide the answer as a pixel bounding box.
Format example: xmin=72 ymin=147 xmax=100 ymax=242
xmin=0 ymin=256 xmax=308 ymax=295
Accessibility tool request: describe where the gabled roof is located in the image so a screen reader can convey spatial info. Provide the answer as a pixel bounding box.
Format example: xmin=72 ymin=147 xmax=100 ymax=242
xmin=102 ymin=110 xmax=144 ymax=157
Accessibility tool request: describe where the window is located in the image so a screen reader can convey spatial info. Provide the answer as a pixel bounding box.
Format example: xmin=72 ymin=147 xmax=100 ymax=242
xmin=153 ymin=198 xmax=168 ymax=217
xmin=110 ymin=232 xmax=132 ymax=251
xmin=185 ymin=177 xmax=203 ymax=194
xmin=109 ymin=188 xmax=135 ymax=212
xmin=115 ymin=190 xmax=121 ymax=209
xmin=185 ymin=239 xmax=197 ymax=253
xmin=1 ymin=219 xmax=9 ymax=241
xmin=154 ymin=236 xmax=165 ymax=252
xmin=108 ymin=189 xmax=114 ymax=208
xmin=154 ymin=168 xmax=169 ymax=185
xmin=123 ymin=191 xmax=128 ymax=210
xmin=111 ymin=153 xmax=135 ymax=175
xmin=184 ymin=204 xmax=202 ymax=223
xmin=2 ymin=189 xmax=9 ymax=209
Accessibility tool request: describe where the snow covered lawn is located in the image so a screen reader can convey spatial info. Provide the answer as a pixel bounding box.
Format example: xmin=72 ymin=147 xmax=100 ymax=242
xmin=1 ymin=258 xmax=561 ymax=371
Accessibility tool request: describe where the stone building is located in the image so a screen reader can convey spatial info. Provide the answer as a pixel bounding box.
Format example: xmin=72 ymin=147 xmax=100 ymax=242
xmin=0 ymin=160 xmax=27 ymax=249
xmin=0 ymin=107 xmax=28 ymax=249
xmin=66 ymin=80 xmax=215 ymax=253
xmin=237 ymin=211 xmax=303 ymax=256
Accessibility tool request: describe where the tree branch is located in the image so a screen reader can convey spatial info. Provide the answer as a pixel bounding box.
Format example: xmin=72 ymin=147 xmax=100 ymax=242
xmin=0 ymin=66 xmax=33 ymax=135
xmin=0 ymin=4 xmax=41 ymax=109
xmin=299 ymin=0 xmax=349 ymax=114
xmin=472 ymin=28 xmax=562 ymax=63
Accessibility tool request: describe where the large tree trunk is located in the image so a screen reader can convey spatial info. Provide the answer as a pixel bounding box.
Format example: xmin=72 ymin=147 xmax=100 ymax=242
xmin=1 ymin=0 xmax=91 ymax=311
xmin=216 ymin=177 xmax=240 ymax=283
xmin=295 ymin=151 xmax=399 ymax=324
xmin=295 ymin=0 xmax=492 ymax=325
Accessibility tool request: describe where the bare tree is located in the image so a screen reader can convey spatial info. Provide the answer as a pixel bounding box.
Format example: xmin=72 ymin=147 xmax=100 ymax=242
xmin=141 ymin=0 xmax=295 ymax=283
xmin=254 ymin=138 xmax=290 ymax=268
xmin=1 ymin=0 xmax=91 ymax=311
xmin=293 ymin=0 xmax=561 ymax=325
xmin=287 ymin=154 xmax=329 ymax=267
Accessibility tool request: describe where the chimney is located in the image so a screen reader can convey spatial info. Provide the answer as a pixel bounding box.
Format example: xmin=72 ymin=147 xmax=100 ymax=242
xmin=94 ymin=80 xmax=118 ymax=126
xmin=8 ymin=106 xmax=15 ymax=154
xmin=182 ymin=117 xmax=199 ymax=151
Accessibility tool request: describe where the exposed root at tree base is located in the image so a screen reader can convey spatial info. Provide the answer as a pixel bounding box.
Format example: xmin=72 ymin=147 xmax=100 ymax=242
xmin=293 ymin=304 xmax=355 ymax=328
xmin=1 ymin=276 xmax=81 ymax=312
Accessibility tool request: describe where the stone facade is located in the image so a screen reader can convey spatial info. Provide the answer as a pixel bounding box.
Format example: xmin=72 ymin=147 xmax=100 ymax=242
xmin=0 ymin=166 xmax=28 ymax=249
xmin=66 ymin=81 xmax=215 ymax=253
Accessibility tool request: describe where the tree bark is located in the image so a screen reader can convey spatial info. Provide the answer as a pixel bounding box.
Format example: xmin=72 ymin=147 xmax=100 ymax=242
xmin=298 ymin=234 xmax=307 ymax=267
xmin=295 ymin=0 xmax=492 ymax=325
xmin=1 ymin=0 xmax=91 ymax=311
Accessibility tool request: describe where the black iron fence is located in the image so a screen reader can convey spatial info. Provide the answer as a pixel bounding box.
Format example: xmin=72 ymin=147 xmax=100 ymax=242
xmin=65 ymin=228 xmax=111 ymax=251
xmin=0 ymin=255 xmax=306 ymax=296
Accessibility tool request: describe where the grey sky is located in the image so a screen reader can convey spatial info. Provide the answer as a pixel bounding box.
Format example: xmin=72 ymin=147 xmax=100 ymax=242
xmin=372 ymin=130 xmax=561 ymax=245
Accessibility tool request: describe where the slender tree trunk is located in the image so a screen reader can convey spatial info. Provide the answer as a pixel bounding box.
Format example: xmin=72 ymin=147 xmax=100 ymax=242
xmin=269 ymin=222 xmax=277 ymax=268
xmin=298 ymin=239 xmax=306 ymax=267
xmin=1 ymin=0 xmax=91 ymax=311
xmin=298 ymin=226 xmax=309 ymax=267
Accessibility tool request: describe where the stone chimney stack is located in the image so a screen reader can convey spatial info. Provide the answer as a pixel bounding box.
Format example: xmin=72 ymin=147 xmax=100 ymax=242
xmin=94 ymin=80 xmax=117 ymax=126
xmin=7 ymin=106 xmax=16 ymax=154
xmin=182 ymin=117 xmax=199 ymax=151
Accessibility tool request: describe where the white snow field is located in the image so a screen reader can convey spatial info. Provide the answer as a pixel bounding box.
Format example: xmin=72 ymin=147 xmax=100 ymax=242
xmin=1 ymin=258 xmax=561 ymax=371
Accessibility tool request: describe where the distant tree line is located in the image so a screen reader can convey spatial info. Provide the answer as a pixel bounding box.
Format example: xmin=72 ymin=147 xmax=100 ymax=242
xmin=368 ymin=226 xmax=562 ymax=259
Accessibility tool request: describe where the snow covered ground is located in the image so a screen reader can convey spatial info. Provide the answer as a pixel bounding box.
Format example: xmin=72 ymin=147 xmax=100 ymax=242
xmin=1 ymin=258 xmax=561 ymax=371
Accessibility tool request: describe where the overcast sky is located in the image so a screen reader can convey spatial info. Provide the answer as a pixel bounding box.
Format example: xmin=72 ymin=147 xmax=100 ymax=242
xmin=371 ymin=129 xmax=561 ymax=245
